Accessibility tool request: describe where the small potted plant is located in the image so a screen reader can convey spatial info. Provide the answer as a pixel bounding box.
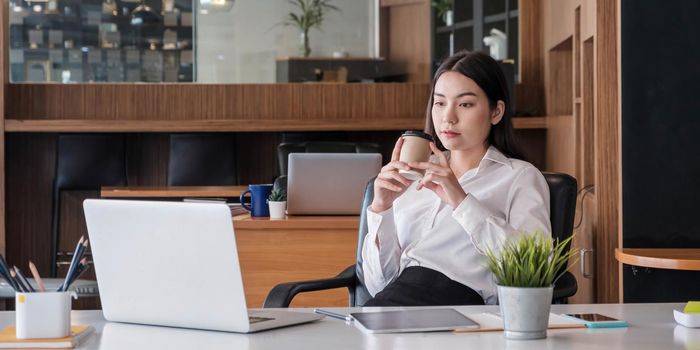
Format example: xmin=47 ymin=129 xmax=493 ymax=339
xmin=486 ymin=231 xmax=577 ymax=340
xmin=268 ymin=188 xmax=287 ymax=220
xmin=432 ymin=0 xmax=453 ymax=26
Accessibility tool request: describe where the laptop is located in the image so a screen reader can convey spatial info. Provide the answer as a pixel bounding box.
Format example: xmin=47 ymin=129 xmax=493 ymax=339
xmin=286 ymin=153 xmax=382 ymax=215
xmin=83 ymin=199 xmax=323 ymax=333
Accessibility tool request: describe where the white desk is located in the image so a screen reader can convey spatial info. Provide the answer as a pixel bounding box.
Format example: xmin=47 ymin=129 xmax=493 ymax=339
xmin=0 ymin=303 xmax=695 ymax=349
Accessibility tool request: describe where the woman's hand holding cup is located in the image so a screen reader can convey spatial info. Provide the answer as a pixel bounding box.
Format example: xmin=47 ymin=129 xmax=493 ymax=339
xmin=369 ymin=137 xmax=414 ymax=213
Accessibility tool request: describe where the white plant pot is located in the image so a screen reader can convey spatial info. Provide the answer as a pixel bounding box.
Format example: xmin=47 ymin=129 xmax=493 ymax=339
xmin=497 ymin=285 xmax=553 ymax=340
xmin=268 ymin=201 xmax=286 ymax=220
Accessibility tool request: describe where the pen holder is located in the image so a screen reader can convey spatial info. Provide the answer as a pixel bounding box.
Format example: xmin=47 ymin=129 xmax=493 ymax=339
xmin=15 ymin=291 xmax=77 ymax=339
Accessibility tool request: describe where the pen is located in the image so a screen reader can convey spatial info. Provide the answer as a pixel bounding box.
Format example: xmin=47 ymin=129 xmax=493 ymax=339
xmin=28 ymin=261 xmax=46 ymax=292
xmin=314 ymin=309 xmax=353 ymax=322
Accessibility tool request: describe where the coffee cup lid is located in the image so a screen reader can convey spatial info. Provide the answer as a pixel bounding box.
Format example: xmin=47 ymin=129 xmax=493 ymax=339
xmin=401 ymin=130 xmax=434 ymax=142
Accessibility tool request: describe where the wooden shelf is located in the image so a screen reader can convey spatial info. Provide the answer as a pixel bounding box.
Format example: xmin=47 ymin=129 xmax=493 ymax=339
xmin=512 ymin=116 xmax=547 ymax=129
xmin=4 ymin=118 xmax=424 ymax=133
xmin=101 ymin=186 xmax=248 ymax=198
xmin=615 ymin=248 xmax=700 ymax=271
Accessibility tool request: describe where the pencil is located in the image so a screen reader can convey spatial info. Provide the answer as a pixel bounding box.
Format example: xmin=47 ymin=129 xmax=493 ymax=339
xmin=66 ymin=258 xmax=90 ymax=288
xmin=28 ymin=261 xmax=45 ymax=292
xmin=60 ymin=237 xmax=87 ymax=292
xmin=13 ymin=266 xmax=35 ymax=292
xmin=0 ymin=255 xmax=19 ymax=292
xmin=10 ymin=270 xmax=27 ymax=292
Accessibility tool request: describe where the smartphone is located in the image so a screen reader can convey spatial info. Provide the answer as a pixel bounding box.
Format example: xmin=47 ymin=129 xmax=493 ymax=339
xmin=563 ymin=313 xmax=628 ymax=328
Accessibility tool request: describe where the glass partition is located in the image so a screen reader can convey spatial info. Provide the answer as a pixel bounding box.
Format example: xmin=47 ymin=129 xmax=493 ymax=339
xmin=8 ymin=0 xmax=378 ymax=83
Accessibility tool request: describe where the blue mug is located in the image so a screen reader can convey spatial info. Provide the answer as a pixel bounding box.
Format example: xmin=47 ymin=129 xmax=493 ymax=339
xmin=240 ymin=184 xmax=273 ymax=217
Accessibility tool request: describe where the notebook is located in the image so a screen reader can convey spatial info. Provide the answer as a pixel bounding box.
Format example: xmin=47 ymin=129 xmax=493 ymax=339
xmin=0 ymin=325 xmax=94 ymax=349
xmin=453 ymin=312 xmax=586 ymax=333
xmin=83 ymin=199 xmax=323 ymax=333
xmin=286 ymin=153 xmax=382 ymax=215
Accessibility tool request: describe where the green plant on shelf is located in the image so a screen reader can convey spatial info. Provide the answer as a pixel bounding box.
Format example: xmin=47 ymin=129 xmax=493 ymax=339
xmin=485 ymin=230 xmax=578 ymax=287
xmin=268 ymin=188 xmax=287 ymax=202
xmin=432 ymin=0 xmax=453 ymax=25
xmin=281 ymin=0 xmax=340 ymax=57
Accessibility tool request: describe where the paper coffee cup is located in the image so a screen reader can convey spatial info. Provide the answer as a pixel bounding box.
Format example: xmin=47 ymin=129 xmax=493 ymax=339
xmin=398 ymin=130 xmax=434 ymax=181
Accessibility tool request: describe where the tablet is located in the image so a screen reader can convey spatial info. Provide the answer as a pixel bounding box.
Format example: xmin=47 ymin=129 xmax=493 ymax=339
xmin=350 ymin=308 xmax=480 ymax=334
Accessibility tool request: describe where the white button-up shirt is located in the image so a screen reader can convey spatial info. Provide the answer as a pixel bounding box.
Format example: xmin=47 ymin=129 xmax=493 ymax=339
xmin=361 ymin=146 xmax=551 ymax=304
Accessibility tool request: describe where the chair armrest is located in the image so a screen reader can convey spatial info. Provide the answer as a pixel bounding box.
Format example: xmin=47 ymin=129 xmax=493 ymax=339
xmin=263 ymin=265 xmax=356 ymax=308
xmin=553 ymin=271 xmax=578 ymax=302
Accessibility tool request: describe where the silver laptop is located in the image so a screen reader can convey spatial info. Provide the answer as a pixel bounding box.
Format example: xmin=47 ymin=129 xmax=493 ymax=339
xmin=83 ymin=199 xmax=323 ymax=333
xmin=286 ymin=153 xmax=382 ymax=215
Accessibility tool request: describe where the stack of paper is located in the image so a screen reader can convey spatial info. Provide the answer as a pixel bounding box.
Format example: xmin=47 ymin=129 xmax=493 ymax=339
xmin=0 ymin=325 xmax=94 ymax=349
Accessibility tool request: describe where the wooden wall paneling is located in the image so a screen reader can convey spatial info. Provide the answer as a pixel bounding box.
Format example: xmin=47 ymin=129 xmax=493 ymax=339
xmin=595 ymin=0 xmax=620 ymax=303
xmin=516 ymin=0 xmax=545 ymax=116
xmin=545 ymin=37 xmax=576 ymax=175
xmin=5 ymin=134 xmax=55 ymax=275
xmin=381 ymin=1 xmax=431 ymax=83
xmin=581 ymin=38 xmax=595 ymax=188
xmin=126 ymin=133 xmax=169 ymax=186
xmin=515 ymin=129 xmax=547 ymax=171
xmin=6 ymin=84 xmax=430 ymax=123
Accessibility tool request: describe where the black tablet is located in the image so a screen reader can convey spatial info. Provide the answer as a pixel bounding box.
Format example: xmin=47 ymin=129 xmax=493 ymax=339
xmin=350 ymin=308 xmax=480 ymax=334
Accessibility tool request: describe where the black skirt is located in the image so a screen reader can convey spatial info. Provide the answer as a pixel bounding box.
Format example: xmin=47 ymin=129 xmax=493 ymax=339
xmin=363 ymin=266 xmax=485 ymax=307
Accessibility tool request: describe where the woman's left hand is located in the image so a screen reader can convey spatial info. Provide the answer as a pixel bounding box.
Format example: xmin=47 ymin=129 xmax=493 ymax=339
xmin=409 ymin=143 xmax=467 ymax=209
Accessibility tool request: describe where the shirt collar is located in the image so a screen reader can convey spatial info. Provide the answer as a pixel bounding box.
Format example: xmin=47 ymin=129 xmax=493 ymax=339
xmin=482 ymin=145 xmax=512 ymax=169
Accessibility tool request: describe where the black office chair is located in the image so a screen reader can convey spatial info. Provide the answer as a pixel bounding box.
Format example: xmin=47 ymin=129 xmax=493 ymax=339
xmin=51 ymin=134 xmax=128 ymax=277
xmin=167 ymin=133 xmax=238 ymax=186
xmin=263 ymin=172 xmax=578 ymax=307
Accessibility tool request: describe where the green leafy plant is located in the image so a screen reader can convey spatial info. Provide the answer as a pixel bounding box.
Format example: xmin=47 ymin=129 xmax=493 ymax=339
xmin=486 ymin=231 xmax=578 ymax=288
xmin=432 ymin=0 xmax=453 ymax=24
xmin=281 ymin=0 xmax=340 ymax=57
xmin=268 ymin=188 xmax=287 ymax=202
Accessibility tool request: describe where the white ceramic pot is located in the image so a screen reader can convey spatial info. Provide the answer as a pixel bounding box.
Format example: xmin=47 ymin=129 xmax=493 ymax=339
xmin=497 ymin=285 xmax=553 ymax=340
xmin=268 ymin=201 xmax=286 ymax=220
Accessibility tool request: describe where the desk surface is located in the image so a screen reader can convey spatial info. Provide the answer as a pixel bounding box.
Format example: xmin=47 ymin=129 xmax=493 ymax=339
xmin=615 ymin=248 xmax=700 ymax=270
xmin=101 ymin=186 xmax=248 ymax=198
xmin=233 ymin=214 xmax=359 ymax=230
xmin=0 ymin=303 xmax=692 ymax=349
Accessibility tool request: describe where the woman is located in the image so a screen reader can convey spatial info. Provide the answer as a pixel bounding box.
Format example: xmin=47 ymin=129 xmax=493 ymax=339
xmin=361 ymin=51 xmax=551 ymax=306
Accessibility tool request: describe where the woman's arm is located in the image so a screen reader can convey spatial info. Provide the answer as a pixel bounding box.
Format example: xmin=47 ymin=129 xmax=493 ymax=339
xmin=361 ymin=207 xmax=402 ymax=296
xmin=451 ymin=166 xmax=551 ymax=255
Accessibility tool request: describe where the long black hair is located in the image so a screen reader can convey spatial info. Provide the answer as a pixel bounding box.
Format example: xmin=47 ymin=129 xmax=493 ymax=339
xmin=425 ymin=50 xmax=524 ymax=160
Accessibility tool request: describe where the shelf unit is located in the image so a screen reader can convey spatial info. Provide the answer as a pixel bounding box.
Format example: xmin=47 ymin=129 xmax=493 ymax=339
xmin=8 ymin=0 xmax=194 ymax=83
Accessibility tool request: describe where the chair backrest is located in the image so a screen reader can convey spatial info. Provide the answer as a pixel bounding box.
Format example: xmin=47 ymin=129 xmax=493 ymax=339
xmin=277 ymin=142 xmax=381 ymax=176
xmin=352 ymin=171 xmax=578 ymax=306
xmin=168 ymin=133 xmax=238 ymax=186
xmin=54 ymin=134 xmax=128 ymax=190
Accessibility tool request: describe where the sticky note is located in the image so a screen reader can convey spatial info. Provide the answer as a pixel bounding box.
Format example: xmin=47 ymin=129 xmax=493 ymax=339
xmin=17 ymin=295 xmax=25 ymax=304
xmin=683 ymin=301 xmax=700 ymax=314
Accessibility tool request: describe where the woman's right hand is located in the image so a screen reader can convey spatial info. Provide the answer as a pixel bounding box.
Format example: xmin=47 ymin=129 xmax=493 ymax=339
xmin=369 ymin=137 xmax=414 ymax=213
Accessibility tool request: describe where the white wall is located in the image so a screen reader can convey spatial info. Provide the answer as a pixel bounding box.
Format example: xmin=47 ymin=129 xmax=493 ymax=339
xmin=196 ymin=0 xmax=375 ymax=83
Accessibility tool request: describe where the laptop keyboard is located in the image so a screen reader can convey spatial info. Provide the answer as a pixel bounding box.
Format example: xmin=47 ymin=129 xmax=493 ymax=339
xmin=249 ymin=316 xmax=275 ymax=324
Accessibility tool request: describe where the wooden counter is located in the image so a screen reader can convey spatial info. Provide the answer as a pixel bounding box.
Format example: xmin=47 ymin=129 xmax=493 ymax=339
xmin=232 ymin=214 xmax=359 ymax=308
xmin=101 ymin=186 xmax=248 ymax=198
xmin=615 ymin=248 xmax=700 ymax=271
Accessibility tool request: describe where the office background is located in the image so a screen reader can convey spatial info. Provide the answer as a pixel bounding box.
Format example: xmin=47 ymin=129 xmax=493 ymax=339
xmin=0 ymin=0 xmax=698 ymax=309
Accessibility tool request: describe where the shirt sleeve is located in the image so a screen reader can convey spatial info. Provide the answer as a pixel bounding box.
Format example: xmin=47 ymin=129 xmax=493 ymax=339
xmin=451 ymin=166 xmax=551 ymax=256
xmin=361 ymin=206 xmax=402 ymax=297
